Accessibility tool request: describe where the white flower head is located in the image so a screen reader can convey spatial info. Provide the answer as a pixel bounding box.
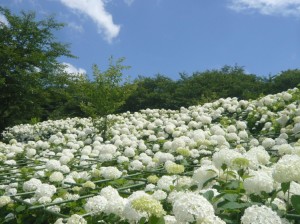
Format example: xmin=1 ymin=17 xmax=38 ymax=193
xmin=241 ymin=205 xmax=281 ymax=224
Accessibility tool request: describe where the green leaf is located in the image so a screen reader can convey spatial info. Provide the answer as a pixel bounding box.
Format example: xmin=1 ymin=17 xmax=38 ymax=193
xmin=139 ymin=217 xmax=147 ymax=224
xmin=221 ymin=163 xmax=228 ymax=171
xmin=202 ymin=190 xmax=214 ymax=201
xmin=148 ymin=216 xmax=165 ymax=224
xmin=223 ymin=193 xmax=239 ymax=202
xmin=189 ymin=184 xmax=198 ymax=191
xmin=249 ymin=194 xmax=263 ymax=203
xmin=219 ymin=201 xmax=251 ymax=210
xmin=15 ymin=205 xmax=26 ymax=213
xmin=202 ymin=176 xmax=217 ymax=188
xmin=291 ymin=195 xmax=300 ymax=214
xmin=225 ymin=180 xmax=240 ymax=190
xmin=281 ymin=182 xmax=290 ymax=194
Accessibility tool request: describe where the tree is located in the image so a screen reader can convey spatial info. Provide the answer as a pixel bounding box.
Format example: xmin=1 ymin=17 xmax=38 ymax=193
xmin=0 ymin=7 xmax=74 ymax=132
xmin=269 ymin=69 xmax=300 ymax=93
xmin=80 ymin=57 xmax=136 ymax=118
xmin=120 ymin=74 xmax=178 ymax=112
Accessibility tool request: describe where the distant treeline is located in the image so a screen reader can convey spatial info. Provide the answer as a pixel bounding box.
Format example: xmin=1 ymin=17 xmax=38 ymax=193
xmin=1 ymin=7 xmax=300 ymax=134
xmin=120 ymin=67 xmax=300 ymax=112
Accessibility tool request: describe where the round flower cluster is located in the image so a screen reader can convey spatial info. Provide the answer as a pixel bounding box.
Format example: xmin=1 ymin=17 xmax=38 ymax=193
xmin=84 ymin=195 xmax=107 ymax=215
xmin=49 ymin=171 xmax=64 ymax=183
xmin=241 ymin=205 xmax=281 ymax=224
xmin=165 ymin=161 xmax=185 ymax=174
xmin=100 ymin=186 xmax=126 ymax=217
xmin=23 ymin=178 xmax=42 ymax=192
xmin=34 ymin=184 xmax=56 ymax=200
xmin=131 ymin=195 xmax=166 ymax=217
xmin=273 ymin=154 xmax=300 ymax=183
xmin=212 ymin=148 xmax=242 ymax=169
xmin=45 ymin=160 xmax=61 ymax=171
xmin=100 ymin=167 xmax=122 ymax=180
xmin=157 ymin=175 xmax=176 ymax=191
xmin=192 ymin=164 xmax=218 ymax=189
xmin=172 ymin=192 xmax=215 ymax=223
xmin=0 ymin=196 xmax=11 ymax=208
xmin=243 ymin=170 xmax=274 ymax=195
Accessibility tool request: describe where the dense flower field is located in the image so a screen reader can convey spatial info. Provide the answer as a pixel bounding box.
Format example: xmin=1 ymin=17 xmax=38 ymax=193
xmin=1 ymin=88 xmax=300 ymax=224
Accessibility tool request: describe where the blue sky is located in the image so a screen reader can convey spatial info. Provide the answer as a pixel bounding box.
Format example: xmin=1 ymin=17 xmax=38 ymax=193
xmin=1 ymin=0 xmax=300 ymax=80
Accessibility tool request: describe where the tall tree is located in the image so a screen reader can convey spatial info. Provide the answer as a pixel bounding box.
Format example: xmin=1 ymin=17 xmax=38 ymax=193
xmin=80 ymin=57 xmax=136 ymax=118
xmin=0 ymin=7 xmax=74 ymax=132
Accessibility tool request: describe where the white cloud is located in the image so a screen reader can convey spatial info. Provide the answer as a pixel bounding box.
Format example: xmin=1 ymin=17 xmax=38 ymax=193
xmin=228 ymin=0 xmax=300 ymax=16
xmin=62 ymin=62 xmax=86 ymax=75
xmin=59 ymin=0 xmax=120 ymax=42
xmin=124 ymin=0 xmax=135 ymax=6
xmin=0 ymin=14 xmax=9 ymax=27
xmin=68 ymin=22 xmax=84 ymax=33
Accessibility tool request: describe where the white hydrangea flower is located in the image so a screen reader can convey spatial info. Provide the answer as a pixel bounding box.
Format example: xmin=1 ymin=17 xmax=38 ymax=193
xmin=154 ymin=152 xmax=175 ymax=164
xmin=176 ymin=176 xmax=193 ymax=188
xmin=38 ymin=196 xmax=52 ymax=204
xmin=152 ymin=190 xmax=167 ymax=201
xmin=4 ymin=160 xmax=16 ymax=165
xmin=145 ymin=183 xmax=156 ymax=192
xmin=276 ymin=144 xmax=294 ymax=155
xmin=64 ymin=193 xmax=80 ymax=201
xmin=123 ymin=191 xmax=148 ymax=223
xmin=0 ymin=196 xmax=11 ymax=207
xmin=244 ymin=146 xmax=270 ymax=167
xmin=84 ymin=195 xmax=107 ymax=215
xmin=197 ymin=215 xmax=226 ymax=224
xmin=26 ymin=148 xmax=36 ymax=158
xmin=262 ymin=138 xmax=275 ymax=149
xmin=131 ymin=194 xmax=165 ymax=218
xmin=124 ymin=147 xmax=136 ymax=157
xmin=117 ymin=155 xmax=129 ymax=164
xmin=45 ymin=160 xmax=61 ymax=171
xmin=172 ymin=192 xmax=215 ymax=223
xmin=157 ymin=175 xmax=175 ymax=191
xmin=59 ymin=165 xmax=70 ymax=173
xmin=236 ymin=121 xmax=247 ymax=130
xmin=243 ymin=170 xmax=274 ymax=195
xmin=5 ymin=188 xmax=17 ymax=196
xmin=241 ymin=205 xmax=281 ymax=224
xmin=171 ymin=139 xmax=186 ymax=152
xmin=59 ymin=155 xmax=72 ymax=165
xmin=100 ymin=186 xmax=126 ymax=216
xmin=192 ymin=164 xmax=218 ymax=189
xmin=282 ymin=92 xmax=292 ymax=101
xmin=164 ymin=215 xmax=177 ymax=224
xmin=165 ymin=161 xmax=185 ymax=174
xmin=129 ymin=160 xmax=144 ymax=171
xmin=67 ymin=214 xmax=87 ymax=224
xmin=212 ymin=148 xmax=242 ymax=169
xmin=49 ymin=171 xmax=64 ymax=183
xmin=35 ymin=184 xmax=56 ymax=199
xmin=273 ymin=155 xmax=300 ymax=183
xmin=293 ymin=123 xmax=300 ymax=135
xmin=101 ymin=167 xmax=122 ymax=179
xmin=23 ymin=178 xmax=42 ymax=192
xmin=48 ymin=205 xmax=61 ymax=213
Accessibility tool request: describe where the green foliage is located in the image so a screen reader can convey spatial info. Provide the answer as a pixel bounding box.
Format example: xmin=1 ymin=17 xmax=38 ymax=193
xmin=291 ymin=195 xmax=300 ymax=214
xmin=0 ymin=7 xmax=74 ymax=132
xmin=120 ymin=65 xmax=269 ymax=113
xmin=120 ymin=74 xmax=178 ymax=112
xmin=269 ymin=69 xmax=300 ymax=93
xmin=80 ymin=57 xmax=136 ymax=118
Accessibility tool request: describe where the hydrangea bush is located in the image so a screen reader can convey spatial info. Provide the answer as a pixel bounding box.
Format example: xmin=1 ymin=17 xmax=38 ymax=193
xmin=1 ymin=88 xmax=300 ymax=223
